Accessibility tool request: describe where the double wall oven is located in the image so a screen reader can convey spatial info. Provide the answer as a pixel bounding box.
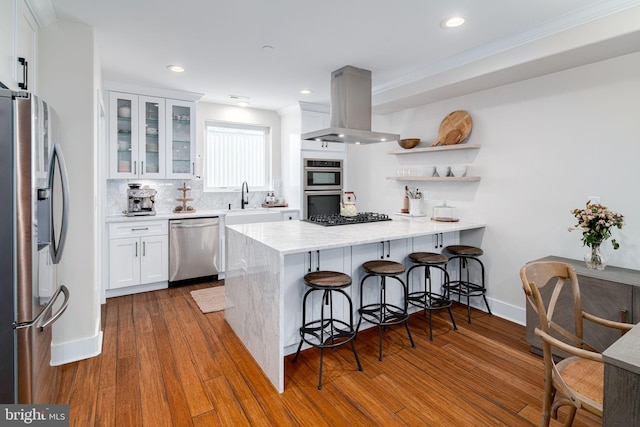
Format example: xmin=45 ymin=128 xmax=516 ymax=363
xmin=303 ymin=158 xmax=343 ymax=218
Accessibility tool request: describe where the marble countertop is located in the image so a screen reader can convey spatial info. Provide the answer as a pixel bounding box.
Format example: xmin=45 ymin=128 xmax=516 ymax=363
xmin=106 ymin=207 xmax=298 ymax=223
xmin=603 ymin=323 xmax=640 ymax=375
xmin=227 ymin=217 xmax=485 ymax=254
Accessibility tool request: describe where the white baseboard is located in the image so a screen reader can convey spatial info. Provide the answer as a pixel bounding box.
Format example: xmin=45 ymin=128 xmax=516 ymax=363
xmin=51 ymin=327 xmax=103 ymax=366
xmin=105 ymin=281 xmax=168 ymax=298
xmin=463 ymin=296 xmax=526 ymax=325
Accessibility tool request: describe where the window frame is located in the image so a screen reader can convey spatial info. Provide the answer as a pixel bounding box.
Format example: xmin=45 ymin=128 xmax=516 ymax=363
xmin=203 ymin=120 xmax=272 ymax=192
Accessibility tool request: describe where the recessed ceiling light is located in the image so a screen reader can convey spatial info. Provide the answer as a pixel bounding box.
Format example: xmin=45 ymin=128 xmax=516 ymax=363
xmin=229 ymin=95 xmax=251 ymax=107
xmin=441 ymin=16 xmax=465 ymax=28
xmin=167 ymin=65 xmax=185 ymax=73
xmin=300 ymin=89 xmax=312 ymax=95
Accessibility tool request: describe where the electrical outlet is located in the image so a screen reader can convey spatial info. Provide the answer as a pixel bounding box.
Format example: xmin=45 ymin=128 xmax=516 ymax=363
xmin=588 ymin=196 xmax=600 ymax=204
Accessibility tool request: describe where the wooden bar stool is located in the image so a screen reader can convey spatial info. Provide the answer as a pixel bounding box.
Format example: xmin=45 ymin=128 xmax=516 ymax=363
xmin=292 ymin=271 xmax=362 ymax=390
xmin=444 ymin=245 xmax=492 ymax=323
xmin=406 ymin=252 xmax=457 ymax=341
xmin=357 ymin=260 xmax=415 ymax=361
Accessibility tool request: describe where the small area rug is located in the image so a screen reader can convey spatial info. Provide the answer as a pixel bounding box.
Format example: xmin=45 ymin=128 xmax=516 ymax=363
xmin=190 ymin=286 xmax=225 ymax=313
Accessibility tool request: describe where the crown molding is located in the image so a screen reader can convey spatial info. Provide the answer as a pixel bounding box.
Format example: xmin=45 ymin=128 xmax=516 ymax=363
xmin=373 ymin=0 xmax=640 ymax=96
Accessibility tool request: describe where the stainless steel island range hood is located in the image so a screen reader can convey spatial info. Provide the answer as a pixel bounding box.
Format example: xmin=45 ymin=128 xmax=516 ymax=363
xmin=301 ymin=66 xmax=400 ymax=144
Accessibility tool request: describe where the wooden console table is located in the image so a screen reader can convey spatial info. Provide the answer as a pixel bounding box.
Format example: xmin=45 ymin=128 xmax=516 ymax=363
xmin=526 ymin=256 xmax=640 ymax=355
xmin=602 ymin=323 xmax=640 ymax=426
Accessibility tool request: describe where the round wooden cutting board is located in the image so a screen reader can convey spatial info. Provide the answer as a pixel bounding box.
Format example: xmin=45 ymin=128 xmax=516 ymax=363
xmin=431 ymin=111 xmax=472 ymax=146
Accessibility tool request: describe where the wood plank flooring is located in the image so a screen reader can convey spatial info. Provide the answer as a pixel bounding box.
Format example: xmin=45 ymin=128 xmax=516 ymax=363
xmin=55 ymin=281 xmax=601 ymax=426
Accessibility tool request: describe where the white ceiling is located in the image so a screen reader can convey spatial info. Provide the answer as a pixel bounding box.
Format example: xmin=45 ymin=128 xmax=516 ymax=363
xmin=44 ymin=0 xmax=639 ymax=111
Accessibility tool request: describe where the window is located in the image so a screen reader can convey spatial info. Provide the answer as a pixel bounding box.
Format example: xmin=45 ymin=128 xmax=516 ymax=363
xmin=204 ymin=122 xmax=271 ymax=191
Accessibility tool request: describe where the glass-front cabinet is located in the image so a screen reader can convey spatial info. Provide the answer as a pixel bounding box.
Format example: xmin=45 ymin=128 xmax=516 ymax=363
xmin=166 ymin=99 xmax=195 ymax=179
xmin=109 ymin=92 xmax=139 ymax=179
xmin=138 ymin=96 xmax=165 ymax=178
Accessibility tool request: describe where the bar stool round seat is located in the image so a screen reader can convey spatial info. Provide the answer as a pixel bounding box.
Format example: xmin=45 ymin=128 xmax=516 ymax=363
xmin=444 ymin=245 xmax=491 ymax=323
xmin=358 ymin=260 xmax=415 ymax=361
xmin=406 ymin=252 xmax=457 ymax=341
xmin=293 ymin=270 xmax=362 ymax=390
xmin=304 ymin=271 xmax=352 ymax=289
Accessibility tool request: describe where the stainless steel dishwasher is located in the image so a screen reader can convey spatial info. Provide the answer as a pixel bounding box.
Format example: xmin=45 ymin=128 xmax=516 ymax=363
xmin=169 ymin=217 xmax=219 ymax=283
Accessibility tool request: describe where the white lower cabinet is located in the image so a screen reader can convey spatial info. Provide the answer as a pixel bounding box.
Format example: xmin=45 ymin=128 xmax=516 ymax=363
xmin=280 ymin=210 xmax=300 ymax=221
xmin=108 ymin=220 xmax=168 ymax=289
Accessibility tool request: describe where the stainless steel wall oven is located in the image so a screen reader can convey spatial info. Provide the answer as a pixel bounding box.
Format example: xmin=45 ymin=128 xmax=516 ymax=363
xmin=303 ymin=158 xmax=343 ymax=191
xmin=303 ymin=158 xmax=343 ymax=218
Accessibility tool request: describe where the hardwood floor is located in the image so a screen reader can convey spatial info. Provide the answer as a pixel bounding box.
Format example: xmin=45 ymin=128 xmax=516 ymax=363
xmin=55 ymin=281 xmax=601 ymax=426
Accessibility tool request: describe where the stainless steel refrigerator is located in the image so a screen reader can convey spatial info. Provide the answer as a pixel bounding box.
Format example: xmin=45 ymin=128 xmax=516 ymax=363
xmin=0 ymin=88 xmax=70 ymax=404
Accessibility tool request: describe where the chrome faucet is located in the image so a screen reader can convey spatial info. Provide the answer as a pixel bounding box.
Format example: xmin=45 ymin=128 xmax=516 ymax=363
xmin=241 ymin=181 xmax=249 ymax=209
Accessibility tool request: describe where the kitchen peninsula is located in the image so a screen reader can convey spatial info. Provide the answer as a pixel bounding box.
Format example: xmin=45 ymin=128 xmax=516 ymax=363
xmin=224 ymin=217 xmax=485 ymax=392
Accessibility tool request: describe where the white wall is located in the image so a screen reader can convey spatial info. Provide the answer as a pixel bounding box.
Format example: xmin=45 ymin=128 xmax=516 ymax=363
xmin=37 ymin=20 xmax=102 ymax=363
xmin=348 ymin=51 xmax=640 ymax=324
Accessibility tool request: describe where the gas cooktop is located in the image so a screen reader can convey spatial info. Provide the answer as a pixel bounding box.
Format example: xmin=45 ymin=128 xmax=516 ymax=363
xmin=304 ymin=212 xmax=392 ymax=226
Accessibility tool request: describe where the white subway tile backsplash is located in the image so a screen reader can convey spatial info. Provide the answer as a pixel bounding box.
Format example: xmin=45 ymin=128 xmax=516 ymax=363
xmin=106 ymin=179 xmax=268 ymax=215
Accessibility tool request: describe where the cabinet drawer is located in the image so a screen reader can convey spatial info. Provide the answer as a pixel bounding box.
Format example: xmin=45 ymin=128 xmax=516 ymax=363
xmin=109 ymin=220 xmax=168 ymax=238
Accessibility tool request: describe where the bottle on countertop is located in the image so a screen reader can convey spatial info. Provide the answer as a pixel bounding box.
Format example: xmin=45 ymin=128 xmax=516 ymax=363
xmin=265 ymin=191 xmax=276 ymax=205
xmin=401 ymin=185 xmax=410 ymax=213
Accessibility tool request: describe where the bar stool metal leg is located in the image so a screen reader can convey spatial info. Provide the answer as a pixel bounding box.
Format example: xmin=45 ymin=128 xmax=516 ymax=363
xmin=445 ymin=248 xmax=491 ymax=323
xmin=407 ymin=253 xmax=457 ymax=341
xmin=293 ymin=271 xmax=362 ymax=390
xmin=358 ymin=266 xmax=415 ymax=361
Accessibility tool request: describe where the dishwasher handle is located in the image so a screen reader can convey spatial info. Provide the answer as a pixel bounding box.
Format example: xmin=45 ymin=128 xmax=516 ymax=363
xmin=171 ymin=222 xmax=218 ymax=229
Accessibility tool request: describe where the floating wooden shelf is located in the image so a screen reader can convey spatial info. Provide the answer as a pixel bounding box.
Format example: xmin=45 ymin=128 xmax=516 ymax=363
xmin=385 ymin=176 xmax=481 ymax=182
xmin=388 ymin=144 xmax=480 ymax=155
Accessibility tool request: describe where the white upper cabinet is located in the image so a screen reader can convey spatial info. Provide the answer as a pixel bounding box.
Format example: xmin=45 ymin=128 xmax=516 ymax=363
xmin=108 ymin=92 xmax=195 ymax=179
xmin=165 ymin=98 xmax=196 ymax=179
xmin=1 ymin=0 xmax=38 ymax=92
xmin=300 ymin=106 xmax=345 ymax=152
xmin=109 ymin=92 xmax=140 ymax=178
xmin=139 ymin=95 xmax=166 ymax=178
xmin=301 ymin=108 xmax=330 ymax=134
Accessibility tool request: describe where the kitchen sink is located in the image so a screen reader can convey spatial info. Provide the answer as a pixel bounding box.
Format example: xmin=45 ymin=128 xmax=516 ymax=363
xmin=224 ymin=208 xmax=281 ymax=225
xmin=225 ymin=207 xmax=269 ymax=214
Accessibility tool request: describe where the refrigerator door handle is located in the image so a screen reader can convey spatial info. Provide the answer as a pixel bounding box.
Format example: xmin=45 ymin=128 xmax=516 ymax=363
xmin=13 ymin=285 xmax=70 ymax=331
xmin=35 ymin=285 xmax=70 ymax=331
xmin=48 ymin=144 xmax=70 ymax=264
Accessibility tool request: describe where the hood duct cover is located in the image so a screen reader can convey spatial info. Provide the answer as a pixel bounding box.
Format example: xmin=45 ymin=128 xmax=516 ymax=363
xmin=301 ymin=66 xmax=399 ymax=144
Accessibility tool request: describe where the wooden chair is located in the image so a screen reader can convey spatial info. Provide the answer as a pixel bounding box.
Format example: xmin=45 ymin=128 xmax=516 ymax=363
xmin=520 ymin=261 xmax=634 ymax=427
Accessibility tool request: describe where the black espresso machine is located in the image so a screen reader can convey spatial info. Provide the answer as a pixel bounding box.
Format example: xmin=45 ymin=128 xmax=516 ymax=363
xmin=124 ymin=183 xmax=156 ymax=216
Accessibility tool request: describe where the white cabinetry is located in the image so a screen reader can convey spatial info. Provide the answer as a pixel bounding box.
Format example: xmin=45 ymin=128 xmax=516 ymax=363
xmin=166 ymin=98 xmax=196 ymax=178
xmin=108 ymin=220 xmax=168 ymax=289
xmin=300 ymin=105 xmax=345 ymax=152
xmin=1 ymin=0 xmax=38 ymax=91
xmin=108 ymin=91 xmax=195 ymax=179
xmin=301 ymin=108 xmax=330 ymax=134
xmin=280 ymin=210 xmax=300 ymax=221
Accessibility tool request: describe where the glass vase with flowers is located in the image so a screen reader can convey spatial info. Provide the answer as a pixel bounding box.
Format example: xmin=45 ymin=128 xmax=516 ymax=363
xmin=569 ymin=201 xmax=624 ymax=270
